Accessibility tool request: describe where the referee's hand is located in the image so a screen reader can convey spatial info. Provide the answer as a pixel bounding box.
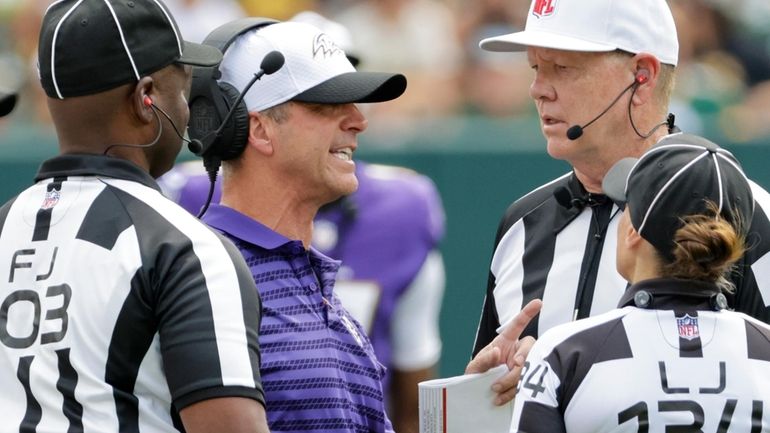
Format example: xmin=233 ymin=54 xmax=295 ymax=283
xmin=464 ymin=299 xmax=542 ymax=406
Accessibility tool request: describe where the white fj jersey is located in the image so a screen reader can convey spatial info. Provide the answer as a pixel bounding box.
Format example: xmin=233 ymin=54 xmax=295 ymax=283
xmin=511 ymin=278 xmax=770 ymax=432
xmin=0 ymin=155 xmax=263 ymax=433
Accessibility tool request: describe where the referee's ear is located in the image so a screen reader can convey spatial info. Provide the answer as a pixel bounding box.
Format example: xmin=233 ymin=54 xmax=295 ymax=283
xmin=629 ymin=53 xmax=660 ymax=107
xmin=626 ymin=227 xmax=644 ymax=250
xmin=132 ymin=77 xmax=156 ymax=125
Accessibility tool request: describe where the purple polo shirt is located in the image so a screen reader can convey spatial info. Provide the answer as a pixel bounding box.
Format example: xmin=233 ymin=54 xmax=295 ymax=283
xmin=203 ymin=204 xmax=394 ymax=433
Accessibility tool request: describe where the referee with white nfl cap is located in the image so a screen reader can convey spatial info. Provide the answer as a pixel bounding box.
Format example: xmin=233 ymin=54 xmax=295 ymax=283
xmin=469 ymin=0 xmax=770 ymax=407
xmin=0 ymin=1 xmax=268 ymax=432
xmin=511 ymin=135 xmax=770 ymax=431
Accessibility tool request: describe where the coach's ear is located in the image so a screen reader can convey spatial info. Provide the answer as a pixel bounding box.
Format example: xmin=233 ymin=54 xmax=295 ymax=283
xmin=246 ymin=111 xmax=274 ymax=156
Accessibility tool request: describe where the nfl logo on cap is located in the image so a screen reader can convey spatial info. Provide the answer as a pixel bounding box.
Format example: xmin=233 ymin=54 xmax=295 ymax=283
xmin=676 ymin=314 xmax=700 ymax=341
xmin=532 ymin=0 xmax=557 ymax=18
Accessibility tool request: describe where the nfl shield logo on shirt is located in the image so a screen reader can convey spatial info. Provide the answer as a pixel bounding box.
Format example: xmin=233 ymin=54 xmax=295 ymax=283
xmin=532 ymin=0 xmax=557 ymax=18
xmin=676 ymin=314 xmax=700 ymax=340
xmin=41 ymin=189 xmax=60 ymax=210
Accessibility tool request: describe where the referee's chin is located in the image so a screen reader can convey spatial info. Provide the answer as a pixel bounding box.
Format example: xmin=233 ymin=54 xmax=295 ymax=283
xmin=545 ymin=137 xmax=578 ymax=163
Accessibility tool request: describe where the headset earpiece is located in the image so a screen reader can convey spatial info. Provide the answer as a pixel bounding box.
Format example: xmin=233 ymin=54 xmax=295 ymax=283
xmin=187 ymin=17 xmax=278 ymax=160
xmin=635 ymin=70 xmax=649 ymax=85
xmin=143 ymin=96 xmax=153 ymax=107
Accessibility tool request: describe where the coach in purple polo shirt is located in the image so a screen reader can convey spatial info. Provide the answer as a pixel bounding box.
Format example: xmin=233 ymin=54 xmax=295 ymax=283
xmin=198 ymin=20 xmax=406 ymax=433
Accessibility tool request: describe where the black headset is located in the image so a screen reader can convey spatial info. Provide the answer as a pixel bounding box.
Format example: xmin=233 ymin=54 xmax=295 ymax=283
xmin=187 ymin=17 xmax=278 ymax=161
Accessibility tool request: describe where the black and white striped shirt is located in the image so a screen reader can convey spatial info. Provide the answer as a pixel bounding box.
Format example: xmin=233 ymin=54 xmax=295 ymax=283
xmin=511 ymin=278 xmax=770 ymax=432
xmin=0 ymin=155 xmax=264 ymax=433
xmin=473 ymin=171 xmax=770 ymax=354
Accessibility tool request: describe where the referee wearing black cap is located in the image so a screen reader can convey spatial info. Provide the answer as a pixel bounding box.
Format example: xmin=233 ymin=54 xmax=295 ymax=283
xmin=511 ymin=134 xmax=770 ymax=431
xmin=0 ymin=1 xmax=268 ymax=432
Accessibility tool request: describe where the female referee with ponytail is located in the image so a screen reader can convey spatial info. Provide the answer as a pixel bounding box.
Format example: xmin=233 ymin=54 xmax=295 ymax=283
xmin=510 ymin=134 xmax=770 ymax=432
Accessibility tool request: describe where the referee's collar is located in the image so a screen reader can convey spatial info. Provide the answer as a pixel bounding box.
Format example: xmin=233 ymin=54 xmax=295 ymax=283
xmin=553 ymin=173 xmax=612 ymax=234
xmin=618 ymin=277 xmax=726 ymax=311
xmin=35 ymin=153 xmax=160 ymax=192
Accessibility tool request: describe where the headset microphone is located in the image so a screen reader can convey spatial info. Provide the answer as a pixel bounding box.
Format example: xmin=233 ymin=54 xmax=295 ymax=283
xmin=143 ymin=97 xmax=204 ymax=151
xmin=566 ymin=77 xmax=641 ymax=141
xmin=554 ymin=186 xmax=589 ymax=210
xmin=567 ymin=71 xmax=676 ymax=141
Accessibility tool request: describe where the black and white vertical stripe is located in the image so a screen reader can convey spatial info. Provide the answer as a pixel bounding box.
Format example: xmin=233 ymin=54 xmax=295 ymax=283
xmin=0 ymin=156 xmax=263 ymax=433
xmin=472 ymin=172 xmax=770 ymax=356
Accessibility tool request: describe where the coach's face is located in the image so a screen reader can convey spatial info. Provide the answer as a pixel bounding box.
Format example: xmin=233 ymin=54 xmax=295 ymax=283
xmin=527 ymin=48 xmax=634 ymax=168
xmin=270 ymin=102 xmax=367 ymax=205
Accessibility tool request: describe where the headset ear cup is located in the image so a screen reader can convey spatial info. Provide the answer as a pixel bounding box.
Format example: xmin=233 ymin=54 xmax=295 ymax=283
xmin=216 ymin=82 xmax=251 ymax=160
xmin=187 ymin=18 xmax=278 ymax=159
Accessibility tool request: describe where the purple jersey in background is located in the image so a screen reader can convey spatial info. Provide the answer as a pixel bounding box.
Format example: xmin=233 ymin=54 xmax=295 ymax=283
xmin=159 ymin=161 xmax=446 ymax=392
xmin=312 ymin=162 xmax=445 ymax=378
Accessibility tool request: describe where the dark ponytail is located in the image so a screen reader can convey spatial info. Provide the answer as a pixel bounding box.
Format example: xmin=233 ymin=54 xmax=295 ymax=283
xmin=661 ymin=202 xmax=746 ymax=292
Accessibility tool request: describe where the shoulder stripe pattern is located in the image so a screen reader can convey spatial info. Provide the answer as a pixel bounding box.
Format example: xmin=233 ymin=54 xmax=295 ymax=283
xmin=544 ymin=316 xmax=632 ymax=409
xmin=76 ymin=188 xmax=133 ymax=250
xmin=101 ymin=179 xmax=260 ymax=392
xmin=744 ymin=315 xmax=770 ymax=362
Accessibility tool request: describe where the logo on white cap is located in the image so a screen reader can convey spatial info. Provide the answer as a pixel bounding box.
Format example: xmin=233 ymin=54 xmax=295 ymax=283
xmin=312 ymin=33 xmax=345 ymax=60
xmin=532 ymin=0 xmax=558 ymax=18
xmin=479 ymin=0 xmax=679 ymax=66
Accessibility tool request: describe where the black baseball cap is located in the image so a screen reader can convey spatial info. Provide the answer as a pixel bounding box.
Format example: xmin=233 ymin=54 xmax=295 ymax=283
xmin=602 ymin=134 xmax=754 ymax=262
xmin=38 ymin=0 xmax=223 ymax=99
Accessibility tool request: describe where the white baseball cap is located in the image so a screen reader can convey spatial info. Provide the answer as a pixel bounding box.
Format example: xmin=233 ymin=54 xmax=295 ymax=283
xmin=479 ymin=0 xmax=679 ymax=66
xmin=290 ymin=11 xmax=360 ymax=66
xmin=219 ymin=21 xmax=405 ymax=112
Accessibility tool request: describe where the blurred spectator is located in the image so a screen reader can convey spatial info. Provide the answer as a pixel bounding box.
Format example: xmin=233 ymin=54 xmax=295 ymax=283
xmin=0 ymin=52 xmax=21 ymax=119
xmin=0 ymin=0 xmax=769 ymax=145
xmin=670 ymin=0 xmax=770 ymax=143
xmin=6 ymin=0 xmax=50 ymax=126
xmin=237 ymin=0 xmax=317 ymax=21
xmin=162 ymin=0 xmax=246 ymax=42
xmin=455 ymin=0 xmax=532 ymax=117
xmin=333 ymin=0 xmax=463 ymax=118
